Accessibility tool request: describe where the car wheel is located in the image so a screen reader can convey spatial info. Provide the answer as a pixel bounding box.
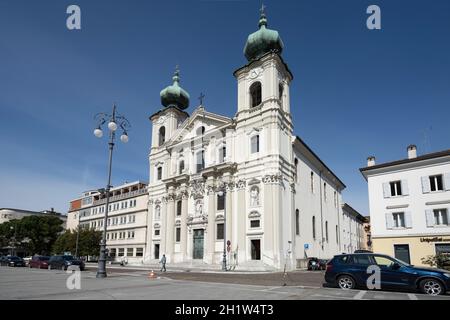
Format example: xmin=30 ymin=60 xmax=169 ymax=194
xmin=337 ymin=275 xmax=356 ymax=290
xmin=420 ymin=278 xmax=444 ymax=296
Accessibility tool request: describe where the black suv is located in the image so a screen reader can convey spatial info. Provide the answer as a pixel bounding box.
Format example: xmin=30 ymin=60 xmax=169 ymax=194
xmin=48 ymin=255 xmax=85 ymax=271
xmin=0 ymin=256 xmax=25 ymax=267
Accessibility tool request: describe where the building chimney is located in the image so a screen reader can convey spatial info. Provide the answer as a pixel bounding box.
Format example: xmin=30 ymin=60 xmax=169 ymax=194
xmin=407 ymin=145 xmax=417 ymax=159
xmin=367 ymin=156 xmax=376 ymax=167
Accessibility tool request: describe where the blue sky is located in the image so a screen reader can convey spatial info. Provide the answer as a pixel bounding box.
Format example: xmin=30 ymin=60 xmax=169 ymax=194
xmin=0 ymin=0 xmax=449 ymax=214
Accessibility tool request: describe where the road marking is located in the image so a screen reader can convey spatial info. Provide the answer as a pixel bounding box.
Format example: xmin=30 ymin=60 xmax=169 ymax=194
xmin=353 ymin=290 xmax=366 ymax=300
xmin=408 ymin=293 xmax=418 ymax=300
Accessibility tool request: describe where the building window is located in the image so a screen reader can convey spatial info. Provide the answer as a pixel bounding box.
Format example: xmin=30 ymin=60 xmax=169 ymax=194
xmin=179 ymin=160 xmax=185 ymax=174
xmin=310 ymin=172 xmax=314 ymax=193
xmin=196 ymin=150 xmax=205 ymax=173
xmin=295 ymin=209 xmax=300 ymax=236
xmin=430 ymin=175 xmax=444 ymax=192
xmin=158 ymin=126 xmax=166 ymax=146
xmin=118 ymin=248 xmax=124 ymax=257
xmin=136 ymin=248 xmax=143 ymax=257
xmin=217 ymin=194 xmax=225 ymax=211
xmin=219 ymin=146 xmax=226 ymax=163
xmin=127 ymin=248 xmax=133 ymax=257
xmin=175 ymin=227 xmax=181 ymax=242
xmin=250 ymin=220 xmax=260 ymax=228
xmin=250 ymin=82 xmax=262 ymax=108
xmin=110 ymin=248 xmax=116 ymax=257
xmin=216 ymin=223 xmax=224 ymax=240
xmin=197 ymin=126 xmax=206 ymax=136
xmin=154 ymin=229 xmax=160 ymax=236
xmin=393 ymin=212 xmax=405 ymax=228
xmin=323 ymin=183 xmax=327 ymax=201
xmin=251 ymin=135 xmax=260 ymax=154
xmin=157 ymin=167 xmax=162 ymax=180
xmin=434 ymin=209 xmax=449 ymax=226
xmin=312 ymin=216 xmax=316 ymax=240
xmin=294 ymin=158 xmax=298 ymax=183
xmin=334 ymin=191 xmax=337 ymax=208
xmin=279 ymin=82 xmax=284 ymax=103
xmin=176 ymin=200 xmax=182 ymax=216
xmin=390 ymin=181 xmax=402 ymax=196
xmin=325 ymin=221 xmax=329 ymax=242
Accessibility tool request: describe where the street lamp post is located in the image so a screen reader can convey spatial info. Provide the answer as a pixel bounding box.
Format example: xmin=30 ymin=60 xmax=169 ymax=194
xmin=74 ymin=210 xmax=81 ymax=258
xmin=93 ymin=104 xmax=130 ymax=278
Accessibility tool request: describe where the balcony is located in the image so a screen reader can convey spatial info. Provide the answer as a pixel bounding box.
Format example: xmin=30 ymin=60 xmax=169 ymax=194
xmin=93 ymin=188 xmax=147 ymax=206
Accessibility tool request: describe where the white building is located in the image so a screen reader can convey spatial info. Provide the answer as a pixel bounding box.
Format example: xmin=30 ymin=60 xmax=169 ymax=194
xmin=66 ymin=181 xmax=148 ymax=263
xmin=145 ymin=9 xmax=360 ymax=270
xmin=0 ymin=208 xmax=66 ymax=226
xmin=341 ymin=203 xmax=367 ymax=254
xmin=360 ymin=145 xmax=450 ymax=266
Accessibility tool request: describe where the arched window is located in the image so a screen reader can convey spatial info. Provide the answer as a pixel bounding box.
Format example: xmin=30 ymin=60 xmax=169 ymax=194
xmin=279 ymin=82 xmax=284 ymax=103
xmin=312 ymin=216 xmax=316 ymax=240
xmin=294 ymin=158 xmax=299 ymax=183
xmin=179 ymin=160 xmax=185 ymax=174
xmin=158 ymin=126 xmax=166 ymax=146
xmin=295 ymin=209 xmax=300 ymax=235
xmin=250 ymin=82 xmax=262 ymax=108
xmin=196 ymin=126 xmax=205 ymax=136
xmin=157 ymin=167 xmax=162 ymax=180
xmin=196 ymin=150 xmax=205 ymax=173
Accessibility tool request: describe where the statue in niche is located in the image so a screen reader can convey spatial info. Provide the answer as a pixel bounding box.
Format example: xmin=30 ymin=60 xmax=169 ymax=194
xmin=155 ymin=205 xmax=161 ymax=220
xmin=195 ymin=200 xmax=203 ymax=216
xmin=250 ymin=187 xmax=260 ymax=207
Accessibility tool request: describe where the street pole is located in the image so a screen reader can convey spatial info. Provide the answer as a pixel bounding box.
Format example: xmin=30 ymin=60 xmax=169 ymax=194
xmin=96 ymin=106 xmax=116 ymax=278
xmin=75 ymin=209 xmax=81 ymax=258
xmin=222 ymin=188 xmax=227 ymax=271
xmin=93 ymin=104 xmax=130 ymax=278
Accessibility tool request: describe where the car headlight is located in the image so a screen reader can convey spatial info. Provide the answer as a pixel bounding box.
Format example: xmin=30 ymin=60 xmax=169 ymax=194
xmin=443 ymin=273 xmax=450 ymax=278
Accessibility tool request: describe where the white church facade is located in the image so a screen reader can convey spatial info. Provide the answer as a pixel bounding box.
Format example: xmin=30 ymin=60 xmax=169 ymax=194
xmin=144 ymin=9 xmax=360 ymax=271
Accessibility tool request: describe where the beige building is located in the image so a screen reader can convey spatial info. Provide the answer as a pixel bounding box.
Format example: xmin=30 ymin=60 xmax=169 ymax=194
xmin=66 ymin=181 xmax=148 ymax=263
xmin=145 ymin=9 xmax=359 ymax=271
xmin=361 ymin=145 xmax=450 ymax=266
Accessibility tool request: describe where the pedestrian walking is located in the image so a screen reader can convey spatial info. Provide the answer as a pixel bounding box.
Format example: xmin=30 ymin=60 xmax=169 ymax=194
xmin=160 ymin=254 xmax=166 ymax=272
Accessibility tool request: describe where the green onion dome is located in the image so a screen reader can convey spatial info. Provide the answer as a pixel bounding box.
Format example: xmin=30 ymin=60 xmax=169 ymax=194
xmin=160 ymin=67 xmax=190 ymax=110
xmin=244 ymin=8 xmax=284 ymax=62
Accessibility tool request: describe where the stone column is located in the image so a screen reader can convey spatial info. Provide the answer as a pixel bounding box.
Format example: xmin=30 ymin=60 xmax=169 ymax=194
xmin=225 ymin=182 xmax=234 ymax=253
xmin=145 ymin=199 xmax=154 ymax=261
xmin=160 ymin=198 xmax=168 ymax=257
xmin=165 ymin=187 xmax=175 ymax=262
xmin=180 ymin=187 xmax=188 ymax=262
xmin=263 ymin=176 xmax=274 ymax=266
xmin=206 ymin=179 xmax=216 ymax=264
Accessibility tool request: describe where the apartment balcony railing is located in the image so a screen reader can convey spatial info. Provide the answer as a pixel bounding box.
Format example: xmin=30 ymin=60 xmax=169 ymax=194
xmin=93 ymin=188 xmax=147 ymax=206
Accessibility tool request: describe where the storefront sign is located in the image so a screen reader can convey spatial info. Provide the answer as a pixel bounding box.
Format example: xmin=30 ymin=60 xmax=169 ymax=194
xmin=420 ymin=237 xmax=450 ymax=243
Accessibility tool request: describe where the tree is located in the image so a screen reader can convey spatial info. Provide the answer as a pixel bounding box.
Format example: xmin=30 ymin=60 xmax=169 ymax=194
xmin=0 ymin=216 xmax=64 ymax=255
xmin=53 ymin=228 xmax=102 ymax=257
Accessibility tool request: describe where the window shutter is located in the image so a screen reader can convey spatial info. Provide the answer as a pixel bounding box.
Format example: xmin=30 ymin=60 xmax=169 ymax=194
xmin=385 ymin=213 xmax=394 ymax=229
xmin=401 ymin=180 xmax=409 ymax=196
xmin=425 ymin=210 xmax=434 ymax=227
xmin=421 ymin=176 xmax=431 ymax=193
xmin=404 ymin=211 xmax=412 ymax=228
xmin=444 ymin=173 xmax=450 ymax=191
xmin=383 ymin=183 xmax=391 ymax=198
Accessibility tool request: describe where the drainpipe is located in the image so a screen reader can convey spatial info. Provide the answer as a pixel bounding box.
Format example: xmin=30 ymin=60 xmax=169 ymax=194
xmin=337 ymin=190 xmax=342 ymax=252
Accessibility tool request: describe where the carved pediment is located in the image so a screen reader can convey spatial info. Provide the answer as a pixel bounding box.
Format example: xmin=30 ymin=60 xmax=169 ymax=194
xmin=248 ymin=211 xmax=261 ymax=218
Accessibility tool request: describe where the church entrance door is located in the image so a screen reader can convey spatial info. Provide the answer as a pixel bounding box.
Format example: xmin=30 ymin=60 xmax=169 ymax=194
xmin=193 ymin=229 xmax=204 ymax=259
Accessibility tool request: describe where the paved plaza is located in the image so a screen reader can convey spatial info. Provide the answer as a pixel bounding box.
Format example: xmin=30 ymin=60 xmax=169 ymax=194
xmin=0 ymin=266 xmax=449 ymax=300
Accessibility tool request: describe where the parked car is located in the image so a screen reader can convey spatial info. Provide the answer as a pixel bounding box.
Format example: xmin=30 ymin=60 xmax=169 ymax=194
xmin=307 ymin=257 xmax=327 ymax=270
xmin=0 ymin=256 xmax=25 ymax=267
xmin=354 ymin=249 xmax=373 ymax=253
xmin=325 ymin=253 xmax=450 ymax=296
xmin=29 ymin=256 xmax=50 ymax=269
xmin=48 ymin=255 xmax=85 ymax=271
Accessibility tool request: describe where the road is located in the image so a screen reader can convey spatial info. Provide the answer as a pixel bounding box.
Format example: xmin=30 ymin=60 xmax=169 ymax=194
xmin=1 ymin=266 xmax=449 ymax=300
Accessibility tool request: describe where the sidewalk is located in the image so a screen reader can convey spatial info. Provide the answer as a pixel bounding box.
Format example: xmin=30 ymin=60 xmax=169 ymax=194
xmin=85 ymin=262 xmax=301 ymax=274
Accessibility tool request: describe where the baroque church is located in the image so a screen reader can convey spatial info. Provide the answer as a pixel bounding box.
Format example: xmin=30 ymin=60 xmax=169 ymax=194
xmin=145 ymin=9 xmax=353 ymax=271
